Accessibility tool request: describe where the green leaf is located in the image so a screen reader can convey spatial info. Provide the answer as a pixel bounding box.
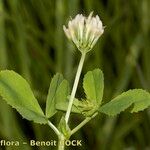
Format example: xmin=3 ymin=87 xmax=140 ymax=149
xmin=46 ymin=73 xmax=63 ymax=118
xmin=57 ymin=96 xmax=97 ymax=117
xmin=58 ymin=116 xmax=71 ymax=139
xmin=56 ymin=97 xmax=81 ymax=114
xmin=55 ymin=79 xmax=70 ymax=107
xmin=99 ymin=89 xmax=150 ymax=116
xmin=0 ymin=70 xmax=47 ymax=124
xmin=56 ymin=101 xmax=81 ymax=113
xmin=83 ymin=68 xmax=104 ymax=106
xmin=73 ymin=98 xmax=96 ymax=117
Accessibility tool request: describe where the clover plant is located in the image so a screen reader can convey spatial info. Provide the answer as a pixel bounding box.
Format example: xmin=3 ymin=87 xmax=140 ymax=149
xmin=0 ymin=12 xmax=150 ymax=150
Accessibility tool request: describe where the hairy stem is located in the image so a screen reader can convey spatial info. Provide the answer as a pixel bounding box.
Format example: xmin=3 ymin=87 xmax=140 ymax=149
xmin=65 ymin=52 xmax=86 ymax=123
xmin=71 ymin=112 xmax=98 ymax=135
xmin=47 ymin=120 xmax=61 ymax=136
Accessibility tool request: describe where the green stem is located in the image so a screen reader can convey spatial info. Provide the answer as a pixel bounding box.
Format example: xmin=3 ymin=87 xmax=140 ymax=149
xmin=47 ymin=120 xmax=61 ymax=136
xmin=71 ymin=112 xmax=98 ymax=135
xmin=65 ymin=52 xmax=86 ymax=123
xmin=58 ymin=135 xmax=65 ymax=150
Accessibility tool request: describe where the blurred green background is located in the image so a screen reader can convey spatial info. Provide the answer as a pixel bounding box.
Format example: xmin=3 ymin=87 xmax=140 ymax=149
xmin=0 ymin=0 xmax=150 ymax=150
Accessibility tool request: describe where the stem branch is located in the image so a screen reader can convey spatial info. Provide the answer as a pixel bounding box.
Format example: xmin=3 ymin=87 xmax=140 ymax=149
xmin=47 ymin=120 xmax=61 ymax=136
xmin=71 ymin=112 xmax=98 ymax=135
xmin=65 ymin=52 xmax=86 ymax=123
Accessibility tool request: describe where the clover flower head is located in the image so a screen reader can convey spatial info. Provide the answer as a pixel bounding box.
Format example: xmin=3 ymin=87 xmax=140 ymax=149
xmin=63 ymin=12 xmax=104 ymax=53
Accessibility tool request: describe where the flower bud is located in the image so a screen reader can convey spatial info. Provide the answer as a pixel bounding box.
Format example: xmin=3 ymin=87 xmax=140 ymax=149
xmin=63 ymin=12 xmax=104 ymax=53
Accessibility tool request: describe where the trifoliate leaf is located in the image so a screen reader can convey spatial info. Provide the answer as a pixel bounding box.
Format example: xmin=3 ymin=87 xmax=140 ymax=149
xmin=83 ymin=68 xmax=104 ymax=106
xmin=46 ymin=73 xmax=63 ymax=118
xmin=0 ymin=70 xmax=47 ymax=124
xmin=99 ymin=89 xmax=150 ymax=116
